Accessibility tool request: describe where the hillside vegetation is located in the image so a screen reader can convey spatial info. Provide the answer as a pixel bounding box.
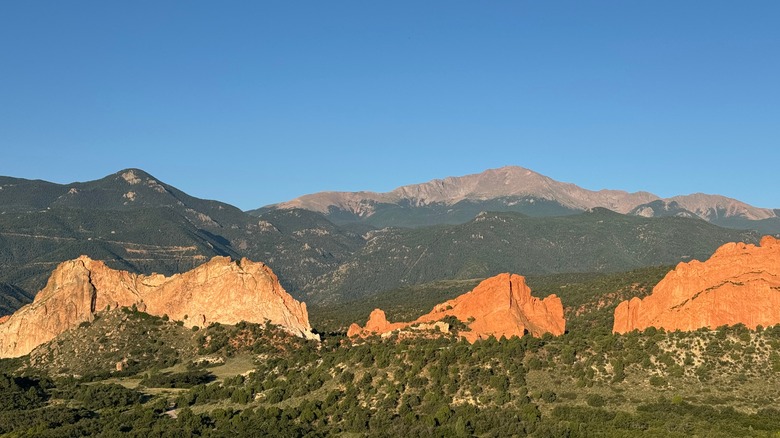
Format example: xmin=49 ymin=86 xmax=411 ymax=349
xmin=0 ymin=171 xmax=363 ymax=305
xmin=3 ymin=267 xmax=780 ymax=436
xmin=0 ymin=170 xmax=765 ymax=317
xmin=308 ymin=209 xmax=755 ymax=303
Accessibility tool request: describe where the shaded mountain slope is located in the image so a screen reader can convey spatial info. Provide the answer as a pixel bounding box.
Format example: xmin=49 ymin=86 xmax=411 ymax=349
xmin=0 ymin=284 xmax=33 ymax=317
xmin=307 ymin=209 xmax=758 ymax=303
xmin=0 ymin=170 xmax=364 ymax=309
xmin=0 ymin=204 xmax=239 ymax=295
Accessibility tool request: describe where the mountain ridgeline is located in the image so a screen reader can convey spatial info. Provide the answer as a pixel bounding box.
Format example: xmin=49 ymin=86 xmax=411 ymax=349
xmin=0 ymin=169 xmax=362 ymax=304
xmin=2 ymin=168 xmax=780 ymax=437
xmin=253 ymin=166 xmax=780 ymax=231
xmin=306 ymin=208 xmax=757 ymax=303
xmin=0 ymin=167 xmax=773 ymax=316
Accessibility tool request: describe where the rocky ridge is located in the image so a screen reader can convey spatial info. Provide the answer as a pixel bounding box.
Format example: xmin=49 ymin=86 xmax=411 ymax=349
xmin=0 ymin=168 xmax=367 ymax=313
xmin=613 ymin=236 xmax=780 ymax=333
xmin=260 ymin=166 xmax=777 ymax=224
xmin=0 ymin=255 xmax=317 ymax=358
xmin=348 ymin=273 xmax=565 ymax=342
xmin=269 ymin=166 xmax=658 ymax=217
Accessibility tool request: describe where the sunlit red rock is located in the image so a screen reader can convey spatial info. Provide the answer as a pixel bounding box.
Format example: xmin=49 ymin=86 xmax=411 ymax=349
xmin=613 ymin=236 xmax=780 ymax=333
xmin=0 ymin=255 xmax=318 ymax=358
xmin=348 ymin=273 xmax=565 ymax=342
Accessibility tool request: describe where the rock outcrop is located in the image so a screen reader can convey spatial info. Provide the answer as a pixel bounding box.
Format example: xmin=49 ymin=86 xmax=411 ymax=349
xmin=348 ymin=273 xmax=565 ymax=342
xmin=0 ymin=256 xmax=318 ymax=358
xmin=613 ymin=236 xmax=780 ymax=333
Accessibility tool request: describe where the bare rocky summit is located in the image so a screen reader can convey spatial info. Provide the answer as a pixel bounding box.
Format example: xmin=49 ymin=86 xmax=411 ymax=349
xmin=348 ymin=273 xmax=565 ymax=342
xmin=273 ymin=166 xmax=658 ymax=216
xmin=613 ymin=236 xmax=780 ymax=333
xmin=0 ymin=255 xmax=317 ymax=358
xmin=262 ymin=166 xmax=777 ymax=225
xmin=639 ymin=194 xmax=776 ymax=222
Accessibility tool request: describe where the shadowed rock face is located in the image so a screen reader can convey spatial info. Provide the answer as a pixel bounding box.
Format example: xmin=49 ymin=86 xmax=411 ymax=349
xmin=613 ymin=236 xmax=780 ymax=333
xmin=348 ymin=273 xmax=565 ymax=342
xmin=0 ymin=256 xmax=318 ymax=358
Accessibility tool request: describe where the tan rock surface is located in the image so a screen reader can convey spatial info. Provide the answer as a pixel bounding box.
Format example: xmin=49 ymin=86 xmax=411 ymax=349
xmin=348 ymin=273 xmax=565 ymax=342
xmin=613 ymin=236 xmax=780 ymax=333
xmin=346 ymin=323 xmax=362 ymax=338
xmin=277 ymin=166 xmax=659 ymax=215
xmin=271 ymin=166 xmax=777 ymax=223
xmin=0 ymin=255 xmax=317 ymax=358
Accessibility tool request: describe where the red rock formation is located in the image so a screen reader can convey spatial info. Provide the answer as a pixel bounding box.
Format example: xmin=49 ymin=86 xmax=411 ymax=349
xmin=0 ymin=256 xmax=318 ymax=358
xmin=614 ymin=236 xmax=780 ymax=333
xmin=346 ymin=323 xmax=362 ymax=338
xmin=349 ymin=273 xmax=565 ymax=342
xmin=348 ymin=309 xmax=407 ymax=338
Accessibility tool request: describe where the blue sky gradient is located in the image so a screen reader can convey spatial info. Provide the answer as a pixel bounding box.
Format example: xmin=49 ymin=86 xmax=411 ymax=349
xmin=1 ymin=1 xmax=778 ymax=210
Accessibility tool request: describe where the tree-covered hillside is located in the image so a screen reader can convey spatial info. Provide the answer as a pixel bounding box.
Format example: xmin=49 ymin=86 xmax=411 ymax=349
xmin=308 ymin=209 xmax=757 ymax=303
xmin=0 ymin=170 xmax=363 ymax=308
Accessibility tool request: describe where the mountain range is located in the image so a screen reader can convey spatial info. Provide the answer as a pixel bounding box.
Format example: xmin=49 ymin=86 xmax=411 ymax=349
xmin=3 ymin=166 xmax=780 ymax=437
xmin=253 ymin=166 xmax=780 ymax=231
xmin=306 ymin=208 xmax=757 ymax=303
xmin=0 ymin=166 xmax=775 ymax=315
xmin=0 ymin=169 xmax=362 ymax=312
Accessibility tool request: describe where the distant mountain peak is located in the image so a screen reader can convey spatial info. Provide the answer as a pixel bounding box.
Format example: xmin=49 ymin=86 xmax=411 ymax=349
xmin=668 ymin=193 xmax=775 ymax=221
xmin=268 ymin=165 xmax=660 ymax=213
xmin=115 ymin=167 xmax=154 ymax=178
xmin=111 ymin=169 xmax=169 ymax=194
xmin=255 ymin=166 xmax=777 ymax=229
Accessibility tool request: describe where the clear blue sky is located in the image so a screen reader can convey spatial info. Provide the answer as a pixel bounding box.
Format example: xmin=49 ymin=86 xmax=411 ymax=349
xmin=1 ymin=1 xmax=778 ymax=210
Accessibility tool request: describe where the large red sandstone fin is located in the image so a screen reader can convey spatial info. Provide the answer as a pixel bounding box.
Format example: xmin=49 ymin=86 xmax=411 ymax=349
xmin=613 ymin=236 xmax=780 ymax=333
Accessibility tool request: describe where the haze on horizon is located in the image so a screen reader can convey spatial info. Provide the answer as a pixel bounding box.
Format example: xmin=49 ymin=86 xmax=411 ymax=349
xmin=1 ymin=1 xmax=778 ymax=210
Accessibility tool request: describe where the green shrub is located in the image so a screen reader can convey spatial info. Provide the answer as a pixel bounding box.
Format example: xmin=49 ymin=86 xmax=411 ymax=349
xmin=586 ymin=394 xmax=606 ymax=407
